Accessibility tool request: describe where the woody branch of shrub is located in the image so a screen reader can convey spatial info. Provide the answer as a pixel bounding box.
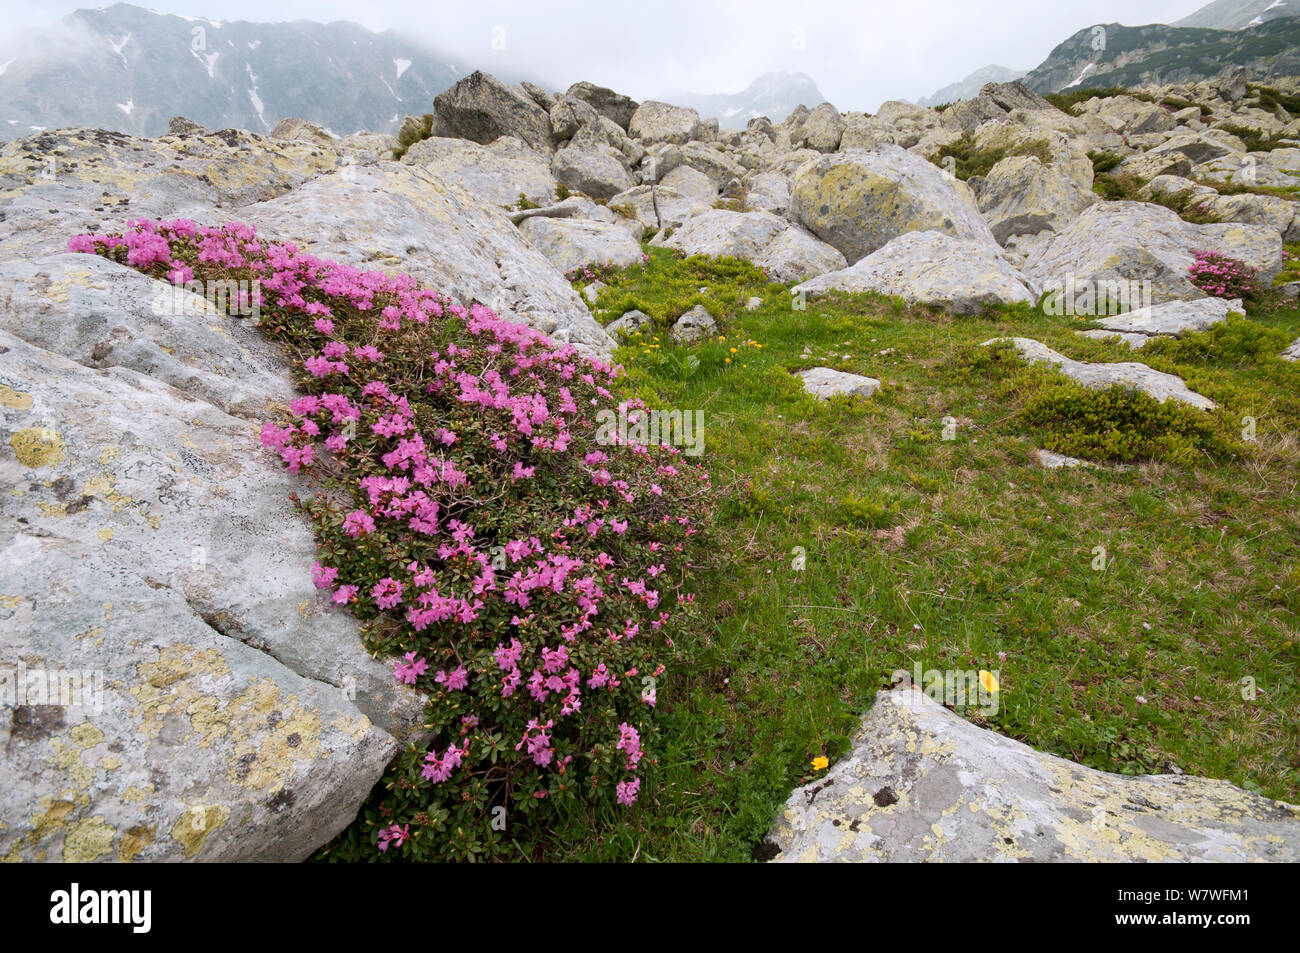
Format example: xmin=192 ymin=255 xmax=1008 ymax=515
xmin=70 ymin=219 xmax=714 ymax=860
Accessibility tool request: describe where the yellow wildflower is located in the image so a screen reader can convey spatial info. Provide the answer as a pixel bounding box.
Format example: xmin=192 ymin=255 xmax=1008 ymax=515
xmin=811 ymin=756 xmax=829 ymax=771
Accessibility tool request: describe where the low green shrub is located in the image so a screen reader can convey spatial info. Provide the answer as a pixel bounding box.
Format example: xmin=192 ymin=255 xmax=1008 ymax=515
xmin=392 ymin=114 xmax=434 ymax=160
xmin=1022 ymin=382 xmax=1239 ymax=464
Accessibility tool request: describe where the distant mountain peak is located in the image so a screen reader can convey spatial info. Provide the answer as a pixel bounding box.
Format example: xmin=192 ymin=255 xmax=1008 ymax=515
xmin=916 ymin=64 xmax=1027 ymax=107
xmin=665 ymin=71 xmax=829 ymax=127
xmin=0 ymin=2 xmax=523 ymax=140
xmin=1174 ymin=0 xmax=1299 ymax=31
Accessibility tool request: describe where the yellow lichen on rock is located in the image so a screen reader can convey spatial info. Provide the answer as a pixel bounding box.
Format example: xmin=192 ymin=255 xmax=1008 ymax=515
xmin=47 ymin=738 xmax=95 ymax=791
xmin=9 ymin=427 xmax=65 ymax=468
xmin=62 ymin=816 xmax=115 ymax=862
xmin=69 ymin=722 xmax=105 ymax=749
xmin=170 ymin=803 xmax=229 ymax=858
xmin=118 ymin=824 xmax=155 ymax=862
xmin=0 ymin=384 xmax=33 ymax=409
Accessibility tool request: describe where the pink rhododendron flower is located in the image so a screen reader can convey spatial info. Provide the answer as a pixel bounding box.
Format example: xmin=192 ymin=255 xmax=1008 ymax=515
xmin=616 ymin=777 xmax=641 ymax=806
xmin=343 ymin=509 xmax=375 ymax=537
xmin=394 ymin=652 xmax=428 ymax=685
xmin=377 ymin=824 xmax=409 ymax=852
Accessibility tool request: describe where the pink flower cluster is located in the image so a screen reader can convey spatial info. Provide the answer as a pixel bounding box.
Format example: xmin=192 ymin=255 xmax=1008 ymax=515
xmin=70 ymin=218 xmax=714 ymax=856
xmin=1188 ymin=249 xmax=1257 ymax=299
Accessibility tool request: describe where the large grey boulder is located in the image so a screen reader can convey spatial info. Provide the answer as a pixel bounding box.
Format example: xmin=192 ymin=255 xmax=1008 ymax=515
xmin=0 ymin=255 xmax=429 ymax=860
xmin=168 ymin=116 xmax=209 ymax=136
xmin=565 ymin=81 xmax=640 ymax=131
xmin=269 ymin=117 xmax=336 ymax=152
xmin=660 ymin=165 xmax=718 ymax=205
xmin=629 ymin=101 xmax=707 ymax=145
xmin=519 ymin=216 xmax=644 ymax=274
xmin=521 ymin=80 xmax=557 ymax=110
xmin=549 ymin=96 xmax=600 ymax=140
xmin=607 ymin=185 xmax=708 ymax=232
xmin=839 ymin=101 xmax=949 ymax=152
xmin=1203 ymin=192 xmax=1300 ymax=242
xmin=788 ymin=146 xmax=995 ymax=264
xmin=1194 ymin=152 xmax=1296 ymax=188
xmin=571 ymin=115 xmax=645 ymax=168
xmin=639 ymin=143 xmax=683 ymax=184
xmin=797 ymin=367 xmax=881 ymax=399
xmin=401 ymin=135 xmax=557 ymax=207
xmin=794 ymin=103 xmax=845 ymax=152
xmin=0 ymin=254 xmax=428 ymax=738
xmin=745 ymin=171 xmax=791 ymax=215
xmin=983 ymin=80 xmax=1057 ymax=113
xmin=552 ymin=142 xmax=635 ymax=201
xmin=678 ymin=141 xmax=747 ymax=190
xmin=652 ymin=209 xmax=846 ymax=282
xmin=1118 ymin=150 xmax=1193 ymax=180
xmin=1025 ymin=201 xmax=1282 ymax=304
xmin=1091 ymin=95 xmax=1177 ymax=136
xmin=0 ymin=127 xmax=338 ymax=263
xmin=796 ymin=231 xmax=1035 ymax=314
xmin=978 ymin=154 xmax=1095 ymax=243
xmin=670 ymin=304 xmax=717 ymax=343
xmin=238 ymin=163 xmax=615 ymax=360
xmin=1145 ymin=129 xmax=1241 ymax=165
xmin=970 ymin=123 xmax=1095 ymax=194
xmin=432 ymin=70 xmax=555 ymax=156
xmin=766 ymin=690 xmax=1299 ymax=862
xmin=605 ymin=309 xmax=653 ymax=337
xmin=1138 ymin=174 xmax=1218 ymax=202
xmin=337 ymin=132 xmax=401 ymax=166
xmin=1079 ymin=297 xmax=1243 ymax=348
xmin=989 ymin=336 xmax=1216 ymax=409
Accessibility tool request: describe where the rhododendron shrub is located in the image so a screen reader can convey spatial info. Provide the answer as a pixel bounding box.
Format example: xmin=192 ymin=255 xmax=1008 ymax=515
xmin=71 ymin=219 xmax=712 ymax=861
xmin=1188 ymin=250 xmax=1258 ymax=300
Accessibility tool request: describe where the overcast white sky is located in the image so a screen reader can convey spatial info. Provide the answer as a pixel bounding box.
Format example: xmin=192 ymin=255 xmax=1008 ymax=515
xmin=2 ymin=0 xmax=1208 ymax=109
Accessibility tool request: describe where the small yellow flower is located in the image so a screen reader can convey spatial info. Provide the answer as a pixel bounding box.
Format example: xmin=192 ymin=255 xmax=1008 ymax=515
xmin=811 ymin=756 xmax=829 ymax=771
xmin=729 ymin=347 xmax=737 ymax=353
xmin=979 ymin=670 xmax=1000 ymax=694
xmin=724 ymin=358 xmax=731 ymax=363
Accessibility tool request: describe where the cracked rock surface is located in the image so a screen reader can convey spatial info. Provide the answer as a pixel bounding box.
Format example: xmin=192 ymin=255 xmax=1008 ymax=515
xmin=0 ymin=254 xmax=426 ymax=861
xmin=765 ymin=691 xmax=1300 ymax=862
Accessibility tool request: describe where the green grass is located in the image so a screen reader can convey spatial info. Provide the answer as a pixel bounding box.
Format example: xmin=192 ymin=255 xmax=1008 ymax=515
xmin=1088 ymin=151 xmax=1123 ymax=175
xmin=1277 ymin=242 xmax=1300 ymax=286
xmin=1092 ymin=170 xmax=1226 ymax=224
xmin=931 ymin=134 xmax=1055 ymax=181
xmin=1046 ymin=86 xmax=1155 ymax=115
xmin=391 ymin=113 xmax=434 ymax=161
xmin=542 ymin=246 xmax=1300 ymax=861
xmin=1215 ymin=123 xmax=1288 ymax=153
xmin=1212 ymin=181 xmax=1300 ymax=201
xmin=1161 ymin=96 xmax=1212 ymax=118
xmin=1247 ymin=83 xmax=1300 ymax=116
